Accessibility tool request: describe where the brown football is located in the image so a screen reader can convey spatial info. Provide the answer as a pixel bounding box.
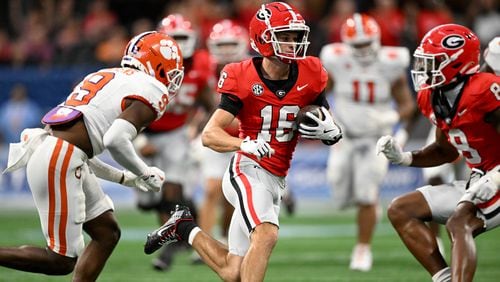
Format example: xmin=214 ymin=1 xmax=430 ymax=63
xmin=295 ymin=105 xmax=324 ymax=127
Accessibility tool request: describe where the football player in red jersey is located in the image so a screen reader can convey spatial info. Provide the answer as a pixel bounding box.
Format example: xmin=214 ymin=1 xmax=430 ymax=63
xmin=377 ymin=24 xmax=499 ymax=282
xmin=143 ymin=2 xmax=342 ymax=281
xmin=133 ymin=14 xmax=217 ymax=271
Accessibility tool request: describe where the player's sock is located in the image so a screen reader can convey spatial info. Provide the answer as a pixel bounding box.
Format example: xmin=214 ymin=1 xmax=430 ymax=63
xmin=176 ymin=219 xmax=199 ymax=244
xmin=188 ymin=227 xmax=202 ymax=245
xmin=432 ymin=266 xmax=451 ymax=282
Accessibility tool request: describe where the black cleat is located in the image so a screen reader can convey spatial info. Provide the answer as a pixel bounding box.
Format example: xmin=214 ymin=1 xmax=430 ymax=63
xmin=144 ymin=205 xmax=193 ymax=255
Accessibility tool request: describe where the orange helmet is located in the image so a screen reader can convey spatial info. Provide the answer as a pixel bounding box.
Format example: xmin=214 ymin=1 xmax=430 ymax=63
xmin=340 ymin=13 xmax=381 ymax=64
xmin=158 ymin=14 xmax=197 ymax=58
xmin=121 ymin=31 xmax=184 ymax=96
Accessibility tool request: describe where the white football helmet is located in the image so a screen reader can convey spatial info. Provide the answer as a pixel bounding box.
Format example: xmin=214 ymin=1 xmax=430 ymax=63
xmin=340 ymin=13 xmax=381 ymax=64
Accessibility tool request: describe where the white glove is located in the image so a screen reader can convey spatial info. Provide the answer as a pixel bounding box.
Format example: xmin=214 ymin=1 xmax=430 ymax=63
xmin=121 ymin=171 xmax=150 ymax=192
xmin=138 ymin=167 xmax=165 ymax=192
xmin=376 ymin=135 xmax=412 ymax=165
xmin=298 ymin=107 xmax=343 ymax=143
xmin=461 ymin=169 xmax=500 ymax=203
xmin=240 ymin=136 xmax=275 ymax=159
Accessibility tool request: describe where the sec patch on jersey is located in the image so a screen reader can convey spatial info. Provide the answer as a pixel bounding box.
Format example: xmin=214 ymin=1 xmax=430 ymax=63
xmin=295 ymin=105 xmax=324 ymax=127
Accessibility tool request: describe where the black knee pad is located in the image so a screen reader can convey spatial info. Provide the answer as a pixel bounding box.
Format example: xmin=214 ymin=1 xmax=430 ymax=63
xmin=158 ymin=199 xmax=178 ymax=214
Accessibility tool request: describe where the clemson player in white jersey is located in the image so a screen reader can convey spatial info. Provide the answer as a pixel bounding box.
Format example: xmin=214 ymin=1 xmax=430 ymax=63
xmin=133 ymin=14 xmax=216 ymax=271
xmin=143 ymin=3 xmax=342 ymax=281
xmin=319 ymin=13 xmax=416 ymax=272
xmin=0 ymin=31 xmax=184 ymax=281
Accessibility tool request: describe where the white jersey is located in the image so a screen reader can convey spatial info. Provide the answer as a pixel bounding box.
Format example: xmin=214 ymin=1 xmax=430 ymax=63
xmin=58 ymin=67 xmax=168 ymax=155
xmin=320 ymin=43 xmax=409 ymax=137
xmin=485 ymin=37 xmax=500 ymax=75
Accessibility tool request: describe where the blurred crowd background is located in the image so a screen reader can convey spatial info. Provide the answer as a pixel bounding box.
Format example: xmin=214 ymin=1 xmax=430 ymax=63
xmin=0 ymin=0 xmax=496 ymax=204
xmin=0 ymin=0 xmax=498 ymax=69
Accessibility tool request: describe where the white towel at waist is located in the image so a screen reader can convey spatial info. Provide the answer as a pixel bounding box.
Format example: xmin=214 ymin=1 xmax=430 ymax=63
xmin=3 ymin=128 xmax=49 ymax=173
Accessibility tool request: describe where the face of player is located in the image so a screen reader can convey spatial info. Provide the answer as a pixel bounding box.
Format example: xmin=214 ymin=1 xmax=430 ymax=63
xmin=274 ymin=31 xmax=302 ymax=58
xmin=350 ymin=41 xmax=378 ymax=65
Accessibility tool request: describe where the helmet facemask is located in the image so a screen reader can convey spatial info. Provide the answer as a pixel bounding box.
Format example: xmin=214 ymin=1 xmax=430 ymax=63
xmin=350 ymin=40 xmax=380 ymax=65
xmin=163 ymin=67 xmax=184 ymax=99
xmin=411 ymin=48 xmax=463 ymax=91
xmin=265 ymin=23 xmax=310 ymax=61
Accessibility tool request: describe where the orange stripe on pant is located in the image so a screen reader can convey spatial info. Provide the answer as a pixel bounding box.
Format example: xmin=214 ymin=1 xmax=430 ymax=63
xmin=48 ymin=139 xmax=63 ymax=251
xmin=58 ymin=143 xmax=74 ymax=255
xmin=47 ymin=139 xmax=74 ymax=255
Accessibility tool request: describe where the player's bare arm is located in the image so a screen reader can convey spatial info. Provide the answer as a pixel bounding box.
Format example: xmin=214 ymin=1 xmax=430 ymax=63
xmin=410 ymin=127 xmax=459 ymax=167
xmin=202 ymin=108 xmax=241 ymax=152
xmin=118 ymin=98 xmax=158 ymax=131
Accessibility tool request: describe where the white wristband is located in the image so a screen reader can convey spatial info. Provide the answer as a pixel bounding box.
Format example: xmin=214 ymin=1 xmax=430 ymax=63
xmin=399 ymin=151 xmax=413 ymax=166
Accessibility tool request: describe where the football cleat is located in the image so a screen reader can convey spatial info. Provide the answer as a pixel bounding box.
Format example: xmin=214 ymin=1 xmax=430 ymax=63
xmin=144 ymin=205 xmax=193 ymax=255
xmin=349 ymin=244 xmax=373 ymax=272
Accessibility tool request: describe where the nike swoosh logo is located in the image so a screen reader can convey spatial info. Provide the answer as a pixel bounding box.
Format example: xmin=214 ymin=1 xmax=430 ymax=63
xmin=457 ymin=109 xmax=467 ymax=116
xmin=297 ymin=84 xmax=308 ymax=91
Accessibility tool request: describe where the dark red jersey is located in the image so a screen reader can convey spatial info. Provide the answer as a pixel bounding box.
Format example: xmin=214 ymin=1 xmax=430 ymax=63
xmin=418 ymin=72 xmax=500 ymax=171
xmin=218 ymin=56 xmax=328 ymax=176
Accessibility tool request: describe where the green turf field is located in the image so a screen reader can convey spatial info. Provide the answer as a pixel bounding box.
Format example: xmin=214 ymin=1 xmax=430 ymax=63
xmin=0 ymin=208 xmax=498 ymax=281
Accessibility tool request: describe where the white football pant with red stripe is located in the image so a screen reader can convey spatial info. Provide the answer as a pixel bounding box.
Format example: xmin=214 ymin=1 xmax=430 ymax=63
xmin=222 ymin=152 xmax=286 ymax=257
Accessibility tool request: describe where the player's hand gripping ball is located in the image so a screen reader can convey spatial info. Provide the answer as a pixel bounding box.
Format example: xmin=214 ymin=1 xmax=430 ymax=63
xmin=295 ymin=105 xmax=324 ymax=128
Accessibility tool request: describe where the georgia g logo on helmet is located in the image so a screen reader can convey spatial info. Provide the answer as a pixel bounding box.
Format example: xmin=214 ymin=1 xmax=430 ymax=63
xmin=256 ymin=7 xmax=271 ymax=21
xmin=442 ymin=35 xmax=465 ymax=49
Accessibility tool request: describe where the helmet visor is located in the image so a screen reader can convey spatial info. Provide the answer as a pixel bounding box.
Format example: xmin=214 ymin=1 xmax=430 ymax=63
xmin=411 ymin=51 xmax=447 ymax=91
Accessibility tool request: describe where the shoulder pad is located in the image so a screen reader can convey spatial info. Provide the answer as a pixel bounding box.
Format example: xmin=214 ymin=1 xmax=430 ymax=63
xmin=319 ymin=43 xmax=352 ymax=65
xmin=378 ymin=46 xmax=410 ymax=68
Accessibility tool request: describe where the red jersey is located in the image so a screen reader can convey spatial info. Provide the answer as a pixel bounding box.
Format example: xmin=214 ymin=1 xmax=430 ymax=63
xmin=218 ymin=57 xmax=328 ymax=176
xmin=148 ymin=49 xmax=216 ymax=132
xmin=418 ymin=72 xmax=500 ymax=171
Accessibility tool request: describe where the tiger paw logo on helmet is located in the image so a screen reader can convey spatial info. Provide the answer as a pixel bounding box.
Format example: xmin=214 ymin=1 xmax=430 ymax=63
xmin=160 ymin=39 xmax=180 ymax=60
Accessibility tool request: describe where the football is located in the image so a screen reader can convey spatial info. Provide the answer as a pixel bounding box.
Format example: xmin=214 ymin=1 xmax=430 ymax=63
xmin=295 ymin=105 xmax=324 ymax=127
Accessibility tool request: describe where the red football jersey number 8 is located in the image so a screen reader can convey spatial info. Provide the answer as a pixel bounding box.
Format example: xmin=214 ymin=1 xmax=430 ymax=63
xmin=448 ymin=129 xmax=481 ymax=164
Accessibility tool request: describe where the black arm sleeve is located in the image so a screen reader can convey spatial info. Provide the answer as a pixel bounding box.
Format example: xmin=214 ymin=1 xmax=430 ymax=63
xmin=312 ymin=90 xmax=330 ymax=109
xmin=219 ymin=94 xmax=243 ymax=116
xmin=313 ymin=90 xmax=338 ymax=146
